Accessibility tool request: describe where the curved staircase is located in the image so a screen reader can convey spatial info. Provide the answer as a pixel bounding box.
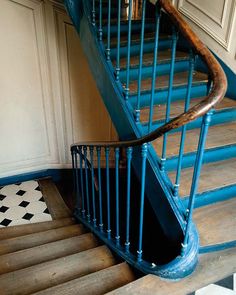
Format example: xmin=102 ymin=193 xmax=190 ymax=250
xmin=64 ymin=0 xmax=236 ymax=280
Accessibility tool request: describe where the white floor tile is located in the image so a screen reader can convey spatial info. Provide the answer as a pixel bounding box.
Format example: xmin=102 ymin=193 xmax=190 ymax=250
xmin=30 ymin=213 xmax=52 ymax=223
xmin=1 ymin=195 xmax=23 ymax=207
xmin=10 ymin=219 xmax=31 ymax=226
xmin=196 ymin=284 xmax=236 ymax=295
xmin=26 ymin=201 xmax=47 ymax=214
xmin=19 ymin=180 xmax=38 ymax=191
xmin=4 ymin=206 xmax=27 ymax=220
xmin=21 ymin=190 xmax=42 ymax=202
xmin=0 ymin=184 xmax=19 ymax=195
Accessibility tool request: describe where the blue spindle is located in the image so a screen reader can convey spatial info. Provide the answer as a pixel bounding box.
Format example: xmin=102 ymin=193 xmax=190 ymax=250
xmin=105 ymin=147 xmax=111 ymax=239
xmin=161 ymin=27 xmax=178 ymax=171
xmin=115 ymin=148 xmax=120 ymax=245
xmin=116 ymin=0 xmax=121 ymax=81
xmin=135 ymin=0 xmax=147 ymax=122
xmin=92 ymin=0 xmax=96 ymax=26
xmin=99 ymin=0 xmax=103 ymax=41
xmin=83 ymin=146 xmax=90 ymax=222
xmin=73 ymin=150 xmax=80 ymax=213
xmin=90 ymin=146 xmax=96 ymax=226
xmin=174 ymin=51 xmax=195 ymax=197
xmin=148 ymin=6 xmax=161 ymax=132
xmin=79 ymin=147 xmax=85 ymax=218
xmin=106 ymin=0 xmax=111 ymax=60
xmin=97 ymin=147 xmax=103 ymax=231
xmin=137 ymin=143 xmax=148 ymax=262
xmin=181 ymin=110 xmax=213 ymax=256
xmin=125 ymin=147 xmax=133 ymax=253
xmin=125 ymin=0 xmax=133 ymax=100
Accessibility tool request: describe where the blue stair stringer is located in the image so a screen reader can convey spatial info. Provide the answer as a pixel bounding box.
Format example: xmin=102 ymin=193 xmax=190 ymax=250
xmin=64 ymin=0 xmax=234 ymax=279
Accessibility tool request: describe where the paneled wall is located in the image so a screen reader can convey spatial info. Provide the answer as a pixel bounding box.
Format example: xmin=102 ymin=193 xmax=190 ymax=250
xmin=175 ymin=0 xmax=236 ymax=73
xmin=0 ymin=0 xmax=117 ymax=178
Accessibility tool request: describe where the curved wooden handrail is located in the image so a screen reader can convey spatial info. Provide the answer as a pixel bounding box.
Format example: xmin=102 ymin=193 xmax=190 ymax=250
xmin=71 ymin=0 xmax=227 ymax=150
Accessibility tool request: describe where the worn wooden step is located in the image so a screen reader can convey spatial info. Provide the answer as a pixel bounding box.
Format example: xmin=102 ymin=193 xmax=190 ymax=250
xmin=0 ymin=224 xmax=86 ymax=255
xmin=32 ymin=263 xmax=135 ymax=295
xmin=38 ymin=178 xmax=72 ymax=220
xmin=0 ymin=218 xmax=75 ymax=240
xmin=193 ymin=198 xmax=236 ymax=247
xmin=140 ymin=97 xmax=236 ymax=123
xmin=119 ymin=49 xmax=188 ymax=69
xmin=128 ymin=71 xmax=208 ymax=94
xmin=107 ymin=248 xmax=236 ymax=295
xmin=0 ymin=233 xmax=99 ymax=275
xmin=152 ymin=121 xmax=236 ymax=158
xmin=110 ymin=31 xmax=156 ymax=48
xmin=168 ymin=159 xmax=236 ymax=197
xmin=0 ymin=245 xmax=116 ymax=295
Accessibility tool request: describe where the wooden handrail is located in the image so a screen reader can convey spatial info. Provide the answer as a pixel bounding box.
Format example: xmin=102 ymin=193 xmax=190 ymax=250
xmin=71 ymin=0 xmax=227 ymax=150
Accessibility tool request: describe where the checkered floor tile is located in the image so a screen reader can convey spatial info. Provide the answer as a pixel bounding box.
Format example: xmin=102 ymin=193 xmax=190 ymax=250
xmin=0 ymin=180 xmax=52 ymax=227
xmin=191 ymin=273 xmax=236 ymax=294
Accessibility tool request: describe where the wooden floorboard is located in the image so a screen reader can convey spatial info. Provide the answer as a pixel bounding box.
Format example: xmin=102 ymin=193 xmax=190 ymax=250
xmin=168 ymin=159 xmax=236 ymax=197
xmin=128 ymin=71 xmax=208 ymax=94
xmin=0 ymin=233 xmax=99 ymax=275
xmin=140 ymin=96 xmax=236 ymax=123
xmin=39 ymin=178 xmax=72 ymax=220
xmin=107 ymin=248 xmax=236 ymax=295
xmin=33 ymin=263 xmax=135 ymax=295
xmin=0 ymin=224 xmax=85 ymax=255
xmin=0 ymin=218 xmax=75 ymax=240
xmin=152 ymin=121 xmax=236 ymax=158
xmin=193 ymin=198 xmax=236 ymax=247
xmin=0 ymin=246 xmax=116 ymax=295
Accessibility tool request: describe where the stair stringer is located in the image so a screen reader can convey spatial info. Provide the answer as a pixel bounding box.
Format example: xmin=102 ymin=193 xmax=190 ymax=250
xmin=65 ymin=0 xmax=199 ymax=279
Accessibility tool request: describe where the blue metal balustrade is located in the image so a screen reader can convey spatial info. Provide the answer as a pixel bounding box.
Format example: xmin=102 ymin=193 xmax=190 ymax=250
xmin=66 ymin=0 xmax=227 ymax=279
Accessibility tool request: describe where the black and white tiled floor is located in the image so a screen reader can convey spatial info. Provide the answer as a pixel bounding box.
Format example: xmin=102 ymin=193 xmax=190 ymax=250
xmin=191 ymin=273 xmax=236 ymax=294
xmin=0 ymin=180 xmax=52 ymax=227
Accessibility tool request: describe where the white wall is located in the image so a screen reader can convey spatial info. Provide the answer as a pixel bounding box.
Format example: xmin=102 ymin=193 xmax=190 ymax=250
xmin=175 ymin=0 xmax=236 ymax=73
xmin=0 ymin=0 xmax=117 ymax=178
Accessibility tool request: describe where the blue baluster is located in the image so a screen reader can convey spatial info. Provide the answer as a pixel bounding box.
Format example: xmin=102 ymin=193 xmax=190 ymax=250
xmin=90 ymin=146 xmax=96 ymax=226
xmin=116 ymin=0 xmax=121 ymax=81
xmin=174 ymin=50 xmax=195 ymax=197
xmin=79 ymin=147 xmax=85 ymax=218
xmin=137 ymin=143 xmax=148 ymax=262
xmin=105 ymin=147 xmax=111 ymax=239
xmin=135 ymin=0 xmax=147 ymax=122
xmin=148 ymin=6 xmax=161 ymax=133
xmin=92 ymin=0 xmax=96 ymax=26
xmin=106 ymin=0 xmax=111 ymax=60
xmin=125 ymin=0 xmax=133 ymax=100
xmin=83 ymin=146 xmax=90 ymax=222
xmin=115 ymin=148 xmax=120 ymax=246
xmin=161 ymin=27 xmax=178 ymax=171
xmin=97 ymin=147 xmax=103 ymax=231
xmin=99 ymin=0 xmax=103 ymax=41
xmin=181 ymin=110 xmax=213 ymax=256
xmin=125 ymin=147 xmax=133 ymax=253
xmin=73 ymin=149 xmax=80 ymax=213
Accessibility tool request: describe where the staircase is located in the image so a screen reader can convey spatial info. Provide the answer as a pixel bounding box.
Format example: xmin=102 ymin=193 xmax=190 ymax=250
xmin=0 ymin=179 xmax=136 ymax=295
xmin=64 ymin=0 xmax=236 ymax=280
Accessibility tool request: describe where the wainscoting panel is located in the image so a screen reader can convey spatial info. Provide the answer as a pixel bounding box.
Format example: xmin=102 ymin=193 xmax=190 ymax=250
xmin=176 ymin=0 xmax=236 ymax=72
xmin=0 ymin=0 xmax=59 ymax=178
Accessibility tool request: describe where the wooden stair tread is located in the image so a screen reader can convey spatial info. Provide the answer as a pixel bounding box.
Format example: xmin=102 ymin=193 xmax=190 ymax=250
xmin=110 ymin=31 xmax=156 ymax=47
xmin=152 ymin=121 xmax=236 ymax=158
xmin=107 ymin=248 xmax=236 ymax=295
xmin=32 ymin=263 xmax=135 ymax=295
xmin=0 ymin=245 xmax=116 ymax=295
xmin=119 ymin=49 xmax=188 ymax=69
xmin=193 ymin=198 xmax=236 ymax=247
xmin=38 ymin=178 xmax=72 ymax=220
xmin=0 ymin=217 xmax=75 ymax=240
xmin=0 ymin=224 xmax=86 ymax=255
xmin=128 ymin=71 xmax=208 ymax=94
xmin=168 ymin=159 xmax=236 ymax=197
xmin=0 ymin=233 xmax=99 ymax=275
xmin=140 ymin=96 xmax=236 ymax=123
